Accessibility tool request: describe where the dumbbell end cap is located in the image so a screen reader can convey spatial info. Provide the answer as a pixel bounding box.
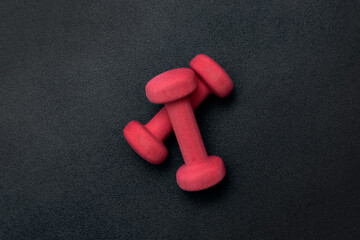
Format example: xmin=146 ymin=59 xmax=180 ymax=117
xmin=176 ymin=156 xmax=226 ymax=191
xmin=124 ymin=121 xmax=168 ymax=165
xmin=146 ymin=68 xmax=197 ymax=104
xmin=190 ymin=54 xmax=233 ymax=98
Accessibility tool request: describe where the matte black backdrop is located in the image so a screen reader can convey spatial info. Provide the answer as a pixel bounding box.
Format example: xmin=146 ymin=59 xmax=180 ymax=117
xmin=1 ymin=1 xmax=360 ymax=239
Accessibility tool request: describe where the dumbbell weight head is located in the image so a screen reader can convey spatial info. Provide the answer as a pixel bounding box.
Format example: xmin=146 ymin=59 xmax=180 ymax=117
xmin=190 ymin=54 xmax=233 ymax=99
xmin=176 ymin=155 xmax=225 ymax=191
xmin=123 ymin=120 xmax=168 ymax=165
xmin=146 ymin=68 xmax=198 ymax=104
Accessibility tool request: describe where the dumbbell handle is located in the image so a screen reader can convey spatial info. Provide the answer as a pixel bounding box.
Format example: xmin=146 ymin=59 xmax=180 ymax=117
xmin=166 ymin=97 xmax=208 ymax=165
xmin=145 ymin=79 xmax=211 ymax=141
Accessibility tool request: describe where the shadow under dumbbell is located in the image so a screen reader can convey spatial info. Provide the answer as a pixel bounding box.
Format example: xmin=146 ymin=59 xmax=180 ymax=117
xmin=195 ymin=85 xmax=241 ymax=115
xmin=183 ymin=173 xmax=230 ymax=202
xmin=214 ymin=87 xmax=238 ymax=106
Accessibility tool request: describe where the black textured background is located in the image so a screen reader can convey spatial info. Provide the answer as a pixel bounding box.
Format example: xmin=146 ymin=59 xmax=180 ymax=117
xmin=1 ymin=1 xmax=360 ymax=239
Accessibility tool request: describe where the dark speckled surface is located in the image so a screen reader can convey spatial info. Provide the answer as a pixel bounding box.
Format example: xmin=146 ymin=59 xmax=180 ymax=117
xmin=1 ymin=1 xmax=360 ymax=239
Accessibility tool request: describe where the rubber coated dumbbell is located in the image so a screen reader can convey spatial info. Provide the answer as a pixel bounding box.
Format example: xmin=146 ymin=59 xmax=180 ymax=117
xmin=124 ymin=54 xmax=233 ymax=165
xmin=146 ymin=68 xmax=226 ymax=191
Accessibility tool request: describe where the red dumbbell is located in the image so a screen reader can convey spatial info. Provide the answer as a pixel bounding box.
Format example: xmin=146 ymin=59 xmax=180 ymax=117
xmin=146 ymin=68 xmax=226 ymax=191
xmin=124 ymin=54 xmax=233 ymax=165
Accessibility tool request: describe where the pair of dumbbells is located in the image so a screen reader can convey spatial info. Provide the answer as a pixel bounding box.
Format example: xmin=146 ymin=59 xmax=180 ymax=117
xmin=124 ymin=54 xmax=233 ymax=191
